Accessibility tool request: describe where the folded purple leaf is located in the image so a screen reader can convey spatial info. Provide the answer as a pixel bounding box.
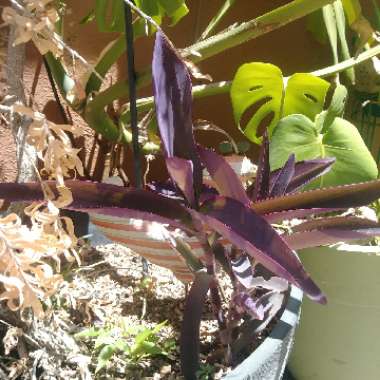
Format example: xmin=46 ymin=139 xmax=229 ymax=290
xmin=285 ymin=157 xmax=336 ymax=193
xmin=198 ymin=146 xmax=250 ymax=205
xmin=269 ymin=153 xmax=295 ymax=197
xmin=198 ymin=196 xmax=326 ymax=304
xmin=152 ymin=31 xmax=202 ymax=202
xmin=166 ymin=157 xmax=195 ymax=206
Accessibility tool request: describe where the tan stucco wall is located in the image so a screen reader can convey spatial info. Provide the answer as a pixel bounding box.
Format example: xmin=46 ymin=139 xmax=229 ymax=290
xmin=2 ymin=0 xmax=370 ymax=182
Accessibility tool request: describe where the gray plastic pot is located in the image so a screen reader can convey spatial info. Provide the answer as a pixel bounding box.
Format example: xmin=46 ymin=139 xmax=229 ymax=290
xmin=223 ymin=286 xmax=302 ymax=380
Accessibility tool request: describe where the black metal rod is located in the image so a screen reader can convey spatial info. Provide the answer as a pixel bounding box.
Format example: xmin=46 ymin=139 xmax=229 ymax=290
xmin=43 ymin=56 xmax=70 ymax=125
xmin=124 ymin=1 xmax=148 ymax=276
xmin=124 ymin=1 xmax=143 ymax=189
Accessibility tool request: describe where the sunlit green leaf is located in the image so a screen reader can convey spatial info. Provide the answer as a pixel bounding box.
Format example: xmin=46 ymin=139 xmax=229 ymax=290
xmin=95 ymin=344 xmax=117 ymax=373
xmin=231 ymin=63 xmax=329 ymax=144
xmin=269 ymin=113 xmax=378 ymax=188
xmin=74 ymin=327 xmax=101 ymax=339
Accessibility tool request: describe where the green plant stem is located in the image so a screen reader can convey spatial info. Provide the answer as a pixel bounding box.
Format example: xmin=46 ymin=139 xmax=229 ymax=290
xmin=84 ymin=82 xmax=130 ymax=143
xmin=183 ymin=0 xmax=336 ymax=63
xmin=199 ymin=0 xmax=236 ymax=41
xmin=311 ymin=43 xmax=380 ymax=77
xmin=85 ymin=35 xmax=127 ymax=95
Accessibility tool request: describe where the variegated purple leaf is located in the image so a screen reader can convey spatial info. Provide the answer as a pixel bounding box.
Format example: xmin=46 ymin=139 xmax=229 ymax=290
xmin=231 ymin=255 xmax=254 ymax=289
xmin=269 ymin=154 xmax=295 ymax=197
xmin=166 ymin=157 xmax=195 ymax=205
xmin=231 ymin=254 xmax=288 ymax=291
xmin=234 ymin=292 xmax=266 ymax=320
xmin=197 ymin=196 xmax=326 ymax=304
xmin=253 ymin=179 xmax=380 ymax=215
xmin=254 ymin=291 xmax=285 ymax=334
xmin=0 ymin=180 xmax=195 ymax=232
xmin=180 ymin=272 xmax=212 ymax=380
xmin=285 ymin=228 xmax=380 ymax=250
xmin=249 ymin=130 xmax=270 ymax=202
xmin=284 ymin=216 xmax=380 ymax=249
xmin=291 ymin=216 xmax=380 ymax=233
xmin=249 ymin=276 xmax=288 ymax=292
xmin=147 ymin=181 xmax=185 ymax=201
xmin=269 ymin=157 xmax=336 ymax=194
xmin=198 ymin=146 xmax=250 ymax=205
xmin=152 ymin=31 xmax=202 ymax=202
xmin=264 ymin=208 xmax=341 ymax=224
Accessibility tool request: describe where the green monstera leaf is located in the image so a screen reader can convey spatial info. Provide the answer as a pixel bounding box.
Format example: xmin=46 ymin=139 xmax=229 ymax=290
xmin=269 ymin=113 xmax=378 ymax=189
xmin=230 ymin=62 xmax=330 ymax=144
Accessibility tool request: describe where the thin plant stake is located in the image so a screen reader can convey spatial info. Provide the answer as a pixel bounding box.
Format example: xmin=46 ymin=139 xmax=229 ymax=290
xmin=124 ymin=1 xmax=143 ymax=189
xmin=124 ymin=1 xmax=148 ymax=275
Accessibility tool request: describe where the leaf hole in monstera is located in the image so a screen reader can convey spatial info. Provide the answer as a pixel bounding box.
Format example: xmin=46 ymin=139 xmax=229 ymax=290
xmin=240 ymin=97 xmax=274 ymax=138
xmin=256 ymin=111 xmax=275 ymax=139
xmin=249 ymin=85 xmax=263 ymax=92
xmin=304 ymin=93 xmax=318 ymax=103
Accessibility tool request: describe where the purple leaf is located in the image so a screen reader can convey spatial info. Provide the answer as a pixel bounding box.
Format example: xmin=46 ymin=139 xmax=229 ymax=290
xmin=199 ymin=185 xmax=219 ymax=203
xmin=166 ymin=157 xmax=194 ymax=205
xmin=197 ymin=197 xmax=326 ymax=304
xmin=198 ymin=146 xmax=250 ymax=205
xmin=292 ymin=216 xmax=380 ymax=233
xmin=147 ymin=181 xmax=185 ymax=201
xmin=284 ymin=216 xmax=380 ymax=249
xmin=284 ymin=157 xmax=336 ymax=193
xmin=0 ymin=180 xmax=195 ymax=232
xmin=234 ymin=292 xmax=265 ymax=320
xmin=269 ymin=154 xmax=295 ymax=197
xmin=264 ymin=208 xmax=341 ymax=224
xmin=285 ymin=228 xmax=380 ymax=250
xmin=249 ymin=130 xmax=270 ymax=201
xmin=253 ymin=179 xmax=380 ymax=215
xmin=180 ymin=272 xmax=212 ymax=380
xmin=152 ymin=31 xmax=202 ymax=201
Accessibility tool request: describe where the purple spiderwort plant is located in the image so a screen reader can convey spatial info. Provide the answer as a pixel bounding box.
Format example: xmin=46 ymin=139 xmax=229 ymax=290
xmin=1 ymin=32 xmax=380 ymax=378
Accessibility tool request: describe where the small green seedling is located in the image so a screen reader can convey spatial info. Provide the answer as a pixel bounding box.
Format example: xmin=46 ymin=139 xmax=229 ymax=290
xmin=75 ymin=320 xmax=173 ymax=374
